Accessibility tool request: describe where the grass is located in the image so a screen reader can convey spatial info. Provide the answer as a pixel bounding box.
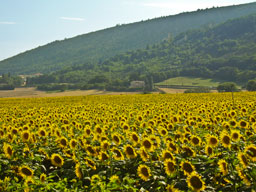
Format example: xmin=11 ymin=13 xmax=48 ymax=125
xmin=155 ymin=77 xmax=222 ymax=87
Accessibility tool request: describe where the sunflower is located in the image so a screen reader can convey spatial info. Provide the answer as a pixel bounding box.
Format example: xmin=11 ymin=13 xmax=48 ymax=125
xmin=112 ymin=147 xmax=124 ymax=161
xmin=139 ymin=147 xmax=149 ymax=162
xmin=238 ymin=152 xmax=249 ymax=168
xmin=51 ymin=153 xmax=64 ymax=167
xmin=231 ymin=129 xmax=240 ymax=142
xmin=3 ymin=143 xmax=13 ymax=159
xmin=187 ymin=172 xmax=205 ymax=192
xmin=101 ymin=140 xmax=110 ymax=151
xmin=245 ymin=144 xmax=256 ymax=161
xmin=59 ymin=137 xmax=68 ymax=148
xmin=166 ymin=184 xmax=180 ymax=192
xmin=85 ymin=157 xmax=96 ymax=170
xmin=236 ymin=166 xmax=251 ymax=186
xmin=38 ymin=128 xmax=47 ymax=137
xmin=162 ymin=149 xmax=175 ymax=161
xmin=95 ymin=126 xmax=103 ymax=135
xmin=84 ymin=127 xmax=91 ymax=137
xmin=40 ymin=173 xmax=47 ymax=183
xmin=159 ymin=127 xmax=168 ymax=137
xmin=164 ymin=159 xmax=176 ymax=176
xmin=218 ymin=159 xmax=228 ymax=176
xmin=229 ymin=119 xmax=237 ymax=127
xmin=112 ymin=133 xmax=121 ymax=145
xmin=70 ymin=139 xmax=77 ymax=149
xmin=86 ymin=145 xmax=97 ymax=156
xmin=220 ymin=132 xmax=231 ymax=148
xmin=109 ymin=175 xmax=120 ymax=183
xmin=99 ymin=151 xmax=109 ymax=161
xmin=130 ymin=132 xmax=140 ymax=145
xmin=239 ymin=120 xmax=248 ymax=129
xmin=207 ymin=135 xmax=218 ymax=147
xmin=141 ymin=138 xmax=153 ymax=152
xmin=182 ymin=146 xmax=195 ymax=157
xmin=75 ymin=163 xmax=82 ymax=179
xmin=19 ymin=165 xmax=33 ymax=178
xmin=191 ymin=136 xmax=201 ymax=146
xmin=180 ymin=161 xmax=195 ymax=176
xmin=21 ymin=131 xmax=30 ymax=142
xmin=167 ymin=141 xmax=178 ymax=153
xmin=205 ymin=145 xmax=214 ymax=156
xmin=124 ymin=144 xmax=137 ymax=159
xmin=137 ymin=164 xmax=151 ymax=181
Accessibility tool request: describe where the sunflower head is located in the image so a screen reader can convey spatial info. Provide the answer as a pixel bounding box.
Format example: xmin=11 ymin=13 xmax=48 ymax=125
xmin=231 ymin=129 xmax=240 ymax=141
xmin=180 ymin=161 xmax=195 ymax=176
xmin=40 ymin=173 xmax=47 ymax=183
xmin=207 ymin=135 xmax=218 ymax=147
xmin=187 ymin=172 xmax=205 ymax=192
xmin=245 ymin=144 xmax=256 ymax=162
xmin=137 ymin=164 xmax=151 ymax=181
xmin=19 ymin=166 xmax=34 ymax=178
xmin=51 ymin=153 xmax=64 ymax=167
xmin=220 ymin=132 xmax=231 ymax=148
xmin=3 ymin=143 xmax=13 ymax=159
xmin=164 ymin=159 xmax=176 ymax=176
xmin=238 ymin=152 xmax=249 ymax=168
xmin=124 ymin=144 xmax=137 ymax=159
xmin=218 ymin=159 xmax=228 ymax=175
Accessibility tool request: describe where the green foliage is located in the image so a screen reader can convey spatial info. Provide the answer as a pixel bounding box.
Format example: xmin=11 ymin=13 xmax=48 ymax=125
xmin=1 ymin=2 xmax=256 ymax=74
xmin=217 ymin=82 xmax=239 ymax=92
xmin=184 ymin=87 xmax=211 ymax=93
xmin=246 ymin=80 xmax=256 ymax=91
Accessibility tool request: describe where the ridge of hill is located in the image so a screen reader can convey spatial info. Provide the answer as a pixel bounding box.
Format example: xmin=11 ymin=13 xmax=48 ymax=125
xmin=28 ymin=13 xmax=256 ymax=90
xmin=1 ymin=2 xmax=256 ymax=74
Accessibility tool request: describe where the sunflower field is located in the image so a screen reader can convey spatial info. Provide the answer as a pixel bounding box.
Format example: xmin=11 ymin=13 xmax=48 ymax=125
xmin=0 ymin=92 xmax=256 ymax=192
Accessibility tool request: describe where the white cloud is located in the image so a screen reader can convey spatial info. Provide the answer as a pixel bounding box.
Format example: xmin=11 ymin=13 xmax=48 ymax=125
xmin=0 ymin=21 xmax=16 ymax=25
xmin=60 ymin=17 xmax=85 ymax=21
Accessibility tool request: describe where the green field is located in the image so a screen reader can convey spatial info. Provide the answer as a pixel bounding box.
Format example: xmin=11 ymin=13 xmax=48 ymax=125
xmin=155 ymin=77 xmax=222 ymax=87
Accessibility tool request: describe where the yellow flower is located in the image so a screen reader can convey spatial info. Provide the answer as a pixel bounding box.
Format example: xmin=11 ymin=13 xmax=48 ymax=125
xmin=124 ymin=144 xmax=137 ymax=159
xmin=141 ymin=138 xmax=153 ymax=152
xmin=218 ymin=159 xmax=228 ymax=176
xmin=190 ymin=135 xmax=201 ymax=146
xmin=164 ymin=159 xmax=176 ymax=176
xmin=231 ymin=129 xmax=240 ymax=141
xmin=187 ymin=172 xmax=205 ymax=192
xmin=112 ymin=147 xmax=124 ymax=161
xmin=70 ymin=139 xmax=77 ymax=149
xmin=180 ymin=161 xmax=195 ymax=176
xmin=21 ymin=131 xmax=30 ymax=142
xmin=238 ymin=152 xmax=249 ymax=168
xmin=3 ymin=143 xmax=13 ymax=159
xmin=166 ymin=184 xmax=180 ymax=192
xmin=245 ymin=144 xmax=256 ymax=162
xmin=40 ymin=173 xmax=47 ymax=183
xmin=75 ymin=163 xmax=82 ymax=179
xmin=19 ymin=166 xmax=33 ymax=178
xmin=51 ymin=153 xmax=64 ymax=167
xmin=207 ymin=135 xmax=218 ymax=147
xmin=220 ymin=132 xmax=231 ymax=148
xmin=137 ymin=164 xmax=151 ymax=181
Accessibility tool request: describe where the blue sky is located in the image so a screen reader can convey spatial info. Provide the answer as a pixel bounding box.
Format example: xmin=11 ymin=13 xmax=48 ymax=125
xmin=0 ymin=0 xmax=255 ymax=61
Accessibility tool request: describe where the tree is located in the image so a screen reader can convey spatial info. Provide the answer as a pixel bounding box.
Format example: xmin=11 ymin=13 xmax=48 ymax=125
xmin=217 ymin=82 xmax=239 ymax=92
xmin=246 ymin=80 xmax=256 ymax=91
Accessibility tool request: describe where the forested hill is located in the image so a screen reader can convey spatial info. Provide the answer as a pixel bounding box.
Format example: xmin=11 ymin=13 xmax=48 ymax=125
xmin=1 ymin=2 xmax=256 ymax=74
xmin=29 ymin=13 xmax=256 ymax=87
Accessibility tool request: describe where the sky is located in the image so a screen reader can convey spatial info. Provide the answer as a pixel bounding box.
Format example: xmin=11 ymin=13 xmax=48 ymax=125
xmin=0 ymin=0 xmax=255 ymax=61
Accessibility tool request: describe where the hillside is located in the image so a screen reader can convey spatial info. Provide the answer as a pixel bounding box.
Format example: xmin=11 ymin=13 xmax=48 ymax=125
xmin=28 ymin=13 xmax=256 ymax=91
xmin=1 ymin=2 xmax=256 ymax=74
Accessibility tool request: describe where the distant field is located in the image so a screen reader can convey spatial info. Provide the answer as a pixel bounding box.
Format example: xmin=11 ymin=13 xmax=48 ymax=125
xmin=0 ymin=87 xmax=141 ymax=98
xmin=155 ymin=77 xmax=222 ymax=87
